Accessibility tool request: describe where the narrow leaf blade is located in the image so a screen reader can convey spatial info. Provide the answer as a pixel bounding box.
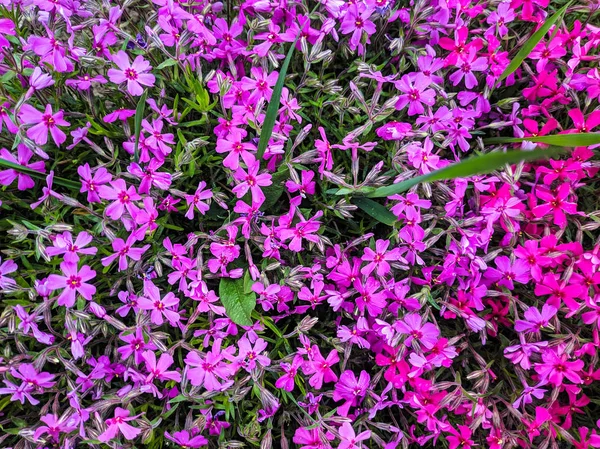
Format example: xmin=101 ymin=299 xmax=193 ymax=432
xmin=485 ymin=132 xmax=600 ymax=147
xmin=133 ymin=90 xmax=148 ymax=163
xmin=219 ymin=275 xmax=257 ymax=326
xmin=0 ymin=158 xmax=80 ymax=190
xmin=352 ymin=197 xmax=397 ymax=226
xmin=367 ymin=147 xmax=567 ymax=198
xmin=256 ymin=38 xmax=298 ymax=161
xmin=498 ymin=2 xmax=570 ymax=82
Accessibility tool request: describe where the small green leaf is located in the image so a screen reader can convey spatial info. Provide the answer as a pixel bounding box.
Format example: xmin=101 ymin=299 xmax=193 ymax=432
xmin=0 ymin=158 xmax=80 ymax=190
xmin=156 ymin=58 xmax=178 ymax=70
xmin=219 ymin=275 xmax=257 ymax=326
xmin=367 ymin=146 xmax=567 ymax=198
xmin=498 ymin=2 xmax=571 ymax=82
xmin=256 ymin=37 xmax=299 ymax=161
xmin=485 ymin=132 xmax=600 ymax=147
xmin=351 ymin=196 xmax=397 ymax=226
xmin=134 ymin=90 xmax=148 ymax=163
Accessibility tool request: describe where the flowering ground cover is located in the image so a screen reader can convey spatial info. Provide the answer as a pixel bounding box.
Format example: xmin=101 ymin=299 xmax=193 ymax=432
xmin=1 ymin=0 xmax=600 ymax=448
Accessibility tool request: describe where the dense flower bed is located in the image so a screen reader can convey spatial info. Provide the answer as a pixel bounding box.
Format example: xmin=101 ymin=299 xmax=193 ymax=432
xmin=0 ymin=0 xmax=600 ymax=448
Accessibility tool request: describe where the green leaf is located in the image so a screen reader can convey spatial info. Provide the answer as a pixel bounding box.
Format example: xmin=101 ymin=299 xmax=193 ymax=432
xmin=485 ymin=132 xmax=600 ymax=147
xmin=0 ymin=158 xmax=80 ymax=190
xmin=134 ymin=90 xmax=148 ymax=163
xmin=366 ymin=146 xmax=567 ymax=198
xmin=256 ymin=37 xmax=299 ymax=161
xmin=351 ymin=196 xmax=397 ymax=226
xmin=498 ymin=2 xmax=571 ymax=82
xmin=219 ymin=275 xmax=257 ymax=326
xmin=156 ymin=58 xmax=178 ymax=70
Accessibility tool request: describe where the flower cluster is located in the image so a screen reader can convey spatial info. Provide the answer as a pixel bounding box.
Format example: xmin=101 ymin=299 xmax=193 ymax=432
xmin=0 ymin=1 xmax=599 ymax=449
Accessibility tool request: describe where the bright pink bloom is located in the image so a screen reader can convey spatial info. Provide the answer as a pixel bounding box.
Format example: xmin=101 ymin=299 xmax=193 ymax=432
xmin=395 ymin=313 xmax=440 ymax=349
xmin=302 ymin=346 xmax=339 ymax=389
xmin=361 ymin=239 xmax=403 ymax=276
xmin=46 ymin=262 xmax=96 ymax=307
xmin=107 ymin=51 xmax=155 ymax=96
xmin=19 ymin=104 xmax=70 ymax=146
xmin=137 ymin=280 xmax=180 ymax=325
xmin=0 ymin=145 xmax=45 ymax=190
xmin=395 ymin=73 xmax=436 ymax=116
xmin=185 ymin=181 xmax=213 ymax=219
xmin=98 ymin=407 xmax=141 ymax=443
xmin=338 ymin=422 xmax=371 ymax=449
xmin=332 ymin=370 xmax=370 ymax=416
xmin=142 ymin=350 xmax=181 ymax=383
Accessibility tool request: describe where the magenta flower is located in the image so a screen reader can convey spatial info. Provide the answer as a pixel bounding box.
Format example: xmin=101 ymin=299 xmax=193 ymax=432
xmin=394 ymin=73 xmax=436 ymax=116
xmin=107 ymin=51 xmax=155 ymax=96
xmin=302 ymin=346 xmax=339 ymax=389
xmin=137 ymin=280 xmax=180 ymax=325
xmin=127 ymin=159 xmax=172 ymax=194
xmin=46 ymin=261 xmax=96 ymax=307
xmin=532 ymin=183 xmax=579 ymax=228
xmin=449 ymin=46 xmax=488 ymax=89
xmin=33 ymin=413 xmax=77 ymax=441
xmin=118 ymin=327 xmax=157 ymax=364
xmin=536 ymin=347 xmax=584 ymax=387
xmin=101 ymin=234 xmax=150 ymax=271
xmin=332 ymin=370 xmax=370 ymax=416
xmin=361 ymin=239 xmax=403 ymax=276
xmin=483 ymin=256 xmax=530 ymax=290
xmin=231 ymin=337 xmax=271 ymax=372
xmin=185 ymin=181 xmax=213 ymax=219
xmin=354 ymin=277 xmax=387 ymax=317
xmin=447 ymin=425 xmax=475 ymax=449
xmin=275 ymin=355 xmax=304 ymax=392
xmin=232 ymin=154 xmax=272 ymax=206
xmin=338 ymin=422 xmax=371 ymax=449
xmin=514 ymin=304 xmax=558 ymax=333
xmin=0 ymin=145 xmax=45 ymax=191
xmin=216 ymin=130 xmax=256 ymax=170
xmin=285 ymin=170 xmax=316 ymax=196
xmin=164 ymin=430 xmax=208 ymax=448
xmin=98 ymin=179 xmax=141 ymax=220
xmin=185 ymin=340 xmax=235 ymax=391
xmin=279 ymin=212 xmax=323 ymax=252
xmin=339 ymin=4 xmax=377 ymax=53
xmin=19 ymin=104 xmax=70 ymax=146
xmin=142 ymin=350 xmax=181 ymax=383
xmin=239 ymin=67 xmax=279 ymax=102
xmin=77 ymin=163 xmax=112 ymax=203
xmin=46 ymin=231 xmax=97 ymax=263
xmin=395 ymin=313 xmax=440 ymax=349
xmin=0 ymin=363 xmax=55 ymax=405
xmin=98 ymin=407 xmax=141 ymax=443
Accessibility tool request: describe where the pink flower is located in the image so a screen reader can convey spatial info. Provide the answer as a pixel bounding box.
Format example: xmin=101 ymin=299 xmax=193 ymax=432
xmin=185 ymin=340 xmax=235 ymax=391
xmin=46 ymin=262 xmax=96 ymax=307
xmin=361 ymin=239 xmax=403 ymax=276
xmin=118 ymin=327 xmax=157 ymax=364
xmin=185 ymin=181 xmax=213 ymax=219
xmin=142 ymin=350 xmax=181 ymax=383
xmin=275 ymin=355 xmax=304 ymax=392
xmin=0 ymin=145 xmax=45 ymax=190
xmin=449 ymin=46 xmax=488 ymax=89
xmin=285 ymin=170 xmax=316 ymax=196
xmin=395 ymin=73 xmax=436 ymax=116
xmin=376 ymin=121 xmax=414 ymax=140
xmin=354 ymin=277 xmax=387 ymax=317
xmin=302 ymin=346 xmax=339 ymax=389
xmin=216 ymin=130 xmax=257 ymax=170
xmin=232 ymin=154 xmax=272 ymax=205
xmin=239 ymin=67 xmax=279 ymax=102
xmin=164 ymin=430 xmax=208 ymax=448
xmin=279 ymin=211 xmax=323 ymax=252
xmin=338 ymin=422 xmax=371 ymax=449
xmin=514 ymin=304 xmax=557 ymax=333
xmin=484 ymin=256 xmax=530 ymax=290
xmin=532 ymin=183 xmax=579 ymax=228
xmin=33 ymin=413 xmax=77 ymax=441
xmin=77 ymin=163 xmax=112 ymax=203
xmin=447 ymin=425 xmax=475 ymax=449
xmin=137 ymin=280 xmax=180 ymax=326
xmin=107 ymin=51 xmax=155 ymax=96
xmin=19 ymin=104 xmax=70 ymax=146
xmin=536 ymin=347 xmax=584 ymax=387
xmin=339 ymin=4 xmax=377 ymax=53
xmin=332 ymin=370 xmax=370 ymax=416
xmin=231 ymin=337 xmax=271 ymax=372
xmin=534 ymin=273 xmax=584 ymax=312
xmin=0 ymin=363 xmax=55 ymax=405
xmin=46 ymin=231 xmax=97 ymax=263
xmin=394 ymin=313 xmax=440 ymax=349
xmin=98 ymin=407 xmax=141 ymax=443
xmin=101 ymin=234 xmax=150 ymax=271
xmin=99 ymin=179 xmax=141 ymax=220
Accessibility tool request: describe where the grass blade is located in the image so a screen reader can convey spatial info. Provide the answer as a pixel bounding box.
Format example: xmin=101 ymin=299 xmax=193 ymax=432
xmin=256 ymin=37 xmax=298 ymax=162
xmin=0 ymin=158 xmax=81 ymax=190
xmin=366 ymin=146 xmax=567 ymax=198
xmin=485 ymin=132 xmax=600 ymax=147
xmin=133 ymin=90 xmax=148 ymax=163
xmin=352 ymin=196 xmax=397 ymax=226
xmin=498 ymin=1 xmax=570 ymax=82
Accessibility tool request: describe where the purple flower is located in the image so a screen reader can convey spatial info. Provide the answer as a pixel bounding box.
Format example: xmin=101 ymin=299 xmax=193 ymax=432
xmin=185 ymin=181 xmax=213 ymax=219
xmin=332 ymin=370 xmax=370 ymax=416
xmin=137 ymin=280 xmax=180 ymax=326
xmin=394 ymin=73 xmax=436 ymax=116
xmin=101 ymin=233 xmax=150 ymax=271
xmin=449 ymin=46 xmax=488 ymax=89
xmin=47 ymin=261 xmax=96 ymax=307
xmin=164 ymin=430 xmax=208 ymax=448
xmin=98 ymin=407 xmax=141 ymax=443
xmin=107 ymin=51 xmax=155 ymax=96
xmin=46 ymin=231 xmax=97 ymax=263
xmin=338 ymin=422 xmax=371 ymax=449
xmin=394 ymin=313 xmax=440 ymax=349
xmin=19 ymin=104 xmax=70 ymax=146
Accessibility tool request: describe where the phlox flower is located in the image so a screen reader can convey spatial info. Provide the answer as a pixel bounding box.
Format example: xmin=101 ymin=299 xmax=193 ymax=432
xmin=142 ymin=350 xmax=181 ymax=383
xmin=98 ymin=407 xmax=141 ymax=443
xmin=77 ymin=163 xmax=112 ymax=203
xmin=185 ymin=181 xmax=213 ymax=219
xmin=302 ymin=346 xmax=339 ymax=389
xmin=338 ymin=422 xmax=371 ymax=449
xmin=164 ymin=430 xmax=208 ymax=448
xmin=394 ymin=313 xmax=440 ymax=349
xmin=332 ymin=370 xmax=370 ymax=416
xmin=46 ymin=231 xmax=97 ymax=263
xmin=107 ymin=51 xmax=155 ymax=96
xmin=395 ymin=73 xmax=436 ymax=116
xmin=0 ymin=145 xmax=45 ymax=190
xmin=47 ymin=261 xmax=96 ymax=307
xmin=19 ymin=104 xmax=70 ymax=146
xmin=101 ymin=233 xmax=150 ymax=271
xmin=137 ymin=280 xmax=180 ymax=326
xmin=185 ymin=339 xmax=235 ymax=391
xmin=361 ymin=239 xmax=403 ymax=276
